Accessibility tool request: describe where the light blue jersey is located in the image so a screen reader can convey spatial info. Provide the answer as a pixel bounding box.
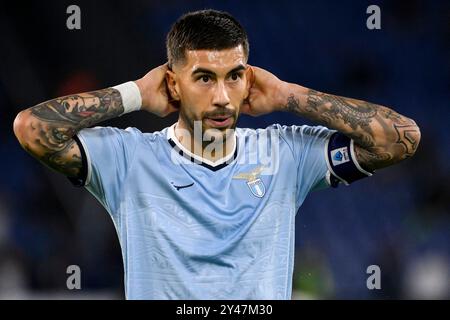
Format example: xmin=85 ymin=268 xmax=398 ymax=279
xmin=75 ymin=123 xmax=336 ymax=299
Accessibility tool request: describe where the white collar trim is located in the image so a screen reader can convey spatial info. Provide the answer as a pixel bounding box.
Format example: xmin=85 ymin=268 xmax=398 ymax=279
xmin=167 ymin=122 xmax=237 ymax=167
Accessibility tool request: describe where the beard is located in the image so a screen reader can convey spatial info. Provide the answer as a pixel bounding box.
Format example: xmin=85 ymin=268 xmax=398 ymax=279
xmin=179 ymin=105 xmax=239 ymax=143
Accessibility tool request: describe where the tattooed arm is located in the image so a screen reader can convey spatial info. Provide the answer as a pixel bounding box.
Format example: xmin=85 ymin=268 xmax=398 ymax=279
xmin=282 ymin=86 xmax=421 ymax=171
xmin=13 ymin=89 xmax=125 ymax=178
xmin=13 ymin=63 xmax=178 ymax=178
xmin=243 ymin=66 xmax=421 ymax=172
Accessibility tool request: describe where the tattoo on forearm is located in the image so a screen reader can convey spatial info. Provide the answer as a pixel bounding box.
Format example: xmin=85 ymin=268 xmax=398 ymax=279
xmin=31 ymin=88 xmax=123 ymax=128
xmin=286 ymin=94 xmax=300 ymax=113
xmin=26 ymin=88 xmax=124 ymax=176
xmin=308 ymin=92 xmax=377 ymax=131
xmin=285 ymin=89 xmax=420 ymax=170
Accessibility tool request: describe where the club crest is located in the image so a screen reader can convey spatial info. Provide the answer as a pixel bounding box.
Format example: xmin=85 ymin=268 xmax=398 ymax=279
xmin=233 ymin=166 xmax=266 ymax=198
xmin=246 ymin=178 xmax=266 ymax=198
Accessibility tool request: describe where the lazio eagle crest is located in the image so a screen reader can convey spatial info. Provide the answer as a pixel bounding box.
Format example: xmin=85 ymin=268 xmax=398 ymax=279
xmin=233 ymin=166 xmax=266 ymax=198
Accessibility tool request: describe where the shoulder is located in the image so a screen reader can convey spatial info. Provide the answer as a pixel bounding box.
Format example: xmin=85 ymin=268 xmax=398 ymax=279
xmin=267 ymin=123 xmax=332 ymax=137
xmin=79 ymin=126 xmax=169 ymax=143
xmin=237 ymin=124 xmax=333 ymax=141
xmin=78 ymin=125 xmax=142 ymax=138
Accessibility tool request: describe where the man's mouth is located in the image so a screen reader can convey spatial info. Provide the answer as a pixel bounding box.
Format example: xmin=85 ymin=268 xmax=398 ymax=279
xmin=204 ymin=115 xmax=233 ymax=128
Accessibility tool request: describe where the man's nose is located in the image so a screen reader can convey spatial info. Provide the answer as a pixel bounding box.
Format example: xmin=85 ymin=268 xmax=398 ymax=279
xmin=212 ymin=81 xmax=230 ymax=108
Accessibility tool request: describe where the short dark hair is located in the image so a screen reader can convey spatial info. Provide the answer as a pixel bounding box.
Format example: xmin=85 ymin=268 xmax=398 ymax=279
xmin=166 ymin=9 xmax=249 ymax=68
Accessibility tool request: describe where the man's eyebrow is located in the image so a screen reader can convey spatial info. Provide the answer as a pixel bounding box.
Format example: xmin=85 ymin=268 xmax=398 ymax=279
xmin=227 ymin=64 xmax=246 ymax=75
xmin=191 ymin=64 xmax=246 ymax=76
xmin=192 ymin=68 xmax=215 ymax=76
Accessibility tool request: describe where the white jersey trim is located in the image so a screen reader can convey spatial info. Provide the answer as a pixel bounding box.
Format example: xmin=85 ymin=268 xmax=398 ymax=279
xmin=167 ymin=122 xmax=237 ymax=168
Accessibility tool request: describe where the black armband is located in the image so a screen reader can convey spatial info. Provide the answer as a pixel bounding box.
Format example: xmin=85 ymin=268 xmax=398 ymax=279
xmin=326 ymin=132 xmax=373 ymax=187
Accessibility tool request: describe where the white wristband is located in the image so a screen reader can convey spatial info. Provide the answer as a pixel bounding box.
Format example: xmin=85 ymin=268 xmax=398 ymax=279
xmin=113 ymin=81 xmax=142 ymax=115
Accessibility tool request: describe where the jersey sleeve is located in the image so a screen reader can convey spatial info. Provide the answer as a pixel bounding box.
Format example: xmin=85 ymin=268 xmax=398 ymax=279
xmin=275 ymin=124 xmax=334 ymax=199
xmin=275 ymin=123 xmax=373 ymax=206
xmin=69 ymin=126 xmax=140 ymax=215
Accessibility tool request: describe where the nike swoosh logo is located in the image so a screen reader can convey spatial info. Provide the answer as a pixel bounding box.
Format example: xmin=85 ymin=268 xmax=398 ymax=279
xmin=171 ymin=182 xmax=194 ymax=191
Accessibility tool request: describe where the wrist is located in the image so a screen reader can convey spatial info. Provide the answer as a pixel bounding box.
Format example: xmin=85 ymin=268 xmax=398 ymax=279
xmin=277 ymin=82 xmax=309 ymax=112
xmin=274 ymin=82 xmax=303 ymax=111
xmin=274 ymin=81 xmax=290 ymax=111
xmin=113 ymin=81 xmax=142 ymax=115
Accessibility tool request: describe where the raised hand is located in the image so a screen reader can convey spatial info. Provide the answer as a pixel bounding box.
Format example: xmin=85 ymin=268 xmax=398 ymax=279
xmin=135 ymin=63 xmax=179 ymax=117
xmin=240 ymin=65 xmax=286 ymax=116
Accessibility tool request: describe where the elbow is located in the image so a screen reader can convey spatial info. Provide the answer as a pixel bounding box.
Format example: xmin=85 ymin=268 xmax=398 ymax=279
xmin=13 ymin=110 xmax=35 ymax=150
xmin=391 ymin=119 xmax=421 ymax=162
xmin=410 ymin=121 xmax=421 ymax=157
xmin=13 ymin=110 xmax=28 ymax=145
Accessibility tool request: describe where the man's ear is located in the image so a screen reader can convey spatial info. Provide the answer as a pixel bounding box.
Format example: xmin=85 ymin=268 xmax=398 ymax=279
xmin=165 ymin=69 xmax=180 ymax=101
xmin=244 ymin=65 xmax=254 ymax=100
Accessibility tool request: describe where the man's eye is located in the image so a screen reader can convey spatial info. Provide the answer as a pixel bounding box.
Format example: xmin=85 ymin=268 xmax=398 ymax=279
xmin=200 ymin=75 xmax=210 ymax=83
xmin=230 ymin=73 xmax=241 ymax=81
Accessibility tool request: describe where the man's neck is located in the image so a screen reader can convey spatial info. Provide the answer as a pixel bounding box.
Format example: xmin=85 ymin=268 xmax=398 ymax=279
xmin=174 ymin=120 xmax=236 ymax=163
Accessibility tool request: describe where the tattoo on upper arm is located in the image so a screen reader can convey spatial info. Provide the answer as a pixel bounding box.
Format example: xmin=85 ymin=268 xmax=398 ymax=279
xmin=354 ymin=144 xmax=393 ymax=171
xmin=29 ymin=139 xmax=83 ymax=177
xmin=26 ymin=88 xmax=124 ymax=176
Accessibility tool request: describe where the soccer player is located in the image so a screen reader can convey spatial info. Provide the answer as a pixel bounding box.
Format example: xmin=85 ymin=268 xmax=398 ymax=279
xmin=13 ymin=10 xmax=420 ymax=299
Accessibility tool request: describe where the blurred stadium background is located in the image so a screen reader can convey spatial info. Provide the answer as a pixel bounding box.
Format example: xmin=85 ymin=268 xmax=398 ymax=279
xmin=0 ymin=0 xmax=448 ymax=299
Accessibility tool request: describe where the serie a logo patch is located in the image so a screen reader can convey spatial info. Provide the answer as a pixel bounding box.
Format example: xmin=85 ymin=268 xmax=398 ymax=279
xmin=331 ymin=147 xmax=350 ymax=166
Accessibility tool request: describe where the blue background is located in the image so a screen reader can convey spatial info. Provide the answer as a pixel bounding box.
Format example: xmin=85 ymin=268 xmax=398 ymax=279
xmin=0 ymin=0 xmax=448 ymax=299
